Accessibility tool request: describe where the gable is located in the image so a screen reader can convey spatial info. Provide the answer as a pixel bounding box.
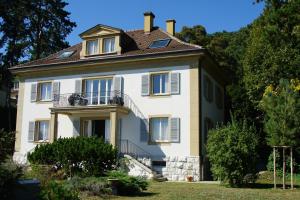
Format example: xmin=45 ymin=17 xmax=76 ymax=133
xmin=79 ymin=24 xmax=122 ymax=39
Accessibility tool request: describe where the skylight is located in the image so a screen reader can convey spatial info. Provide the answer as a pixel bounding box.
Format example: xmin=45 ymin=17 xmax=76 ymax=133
xmin=58 ymin=51 xmax=75 ymax=59
xmin=149 ymin=39 xmax=171 ymax=49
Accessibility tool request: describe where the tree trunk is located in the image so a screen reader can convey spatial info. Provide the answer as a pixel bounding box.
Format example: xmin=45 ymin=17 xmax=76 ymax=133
xmin=291 ymin=147 xmax=293 ymax=190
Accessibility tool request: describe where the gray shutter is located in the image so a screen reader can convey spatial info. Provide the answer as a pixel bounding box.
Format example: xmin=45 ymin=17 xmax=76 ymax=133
xmin=170 ymin=118 xmax=180 ymax=142
xmin=73 ymin=119 xmax=80 ymax=136
xmin=52 ymin=82 xmax=60 ymax=101
xmin=112 ymin=76 xmax=123 ymax=96
xmin=170 ymin=72 xmax=180 ymax=94
xmin=140 ymin=118 xmax=148 ymax=142
xmin=31 ymin=83 xmax=37 ymax=102
xmin=28 ymin=121 xmax=35 ymax=142
xmin=75 ymin=80 xmax=82 ymax=94
xmin=141 ymin=74 xmax=150 ymax=96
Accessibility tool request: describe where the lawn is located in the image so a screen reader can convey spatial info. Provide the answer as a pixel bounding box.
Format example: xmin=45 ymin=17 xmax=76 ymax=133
xmin=81 ymin=180 xmax=300 ymax=200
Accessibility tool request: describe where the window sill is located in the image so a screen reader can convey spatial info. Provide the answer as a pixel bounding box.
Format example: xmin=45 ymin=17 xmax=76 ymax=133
xmin=84 ymin=51 xmax=117 ymax=57
xmin=34 ymin=140 xmax=49 ymax=144
xmin=149 ymin=93 xmax=171 ymax=98
xmin=148 ymin=141 xmax=171 ymax=146
xmin=35 ymin=100 xmax=53 ymax=104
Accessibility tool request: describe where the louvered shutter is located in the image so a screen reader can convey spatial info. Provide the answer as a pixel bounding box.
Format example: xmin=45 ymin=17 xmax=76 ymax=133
xmin=52 ymin=82 xmax=60 ymax=101
xmin=75 ymin=80 xmax=82 ymax=94
xmin=170 ymin=72 xmax=180 ymax=94
xmin=31 ymin=83 xmax=37 ymax=102
xmin=140 ymin=118 xmax=148 ymax=142
xmin=73 ymin=119 xmax=80 ymax=136
xmin=141 ymin=75 xmax=150 ymax=96
xmin=112 ymin=76 xmax=123 ymax=97
xmin=170 ymin=118 xmax=180 ymax=143
xmin=28 ymin=121 xmax=35 ymax=142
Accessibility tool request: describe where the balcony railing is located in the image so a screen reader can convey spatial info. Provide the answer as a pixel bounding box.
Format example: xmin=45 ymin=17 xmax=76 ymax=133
xmin=53 ymin=90 xmax=129 ymax=108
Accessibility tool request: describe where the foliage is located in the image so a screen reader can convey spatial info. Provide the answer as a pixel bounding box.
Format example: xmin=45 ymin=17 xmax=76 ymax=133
xmin=0 ymin=129 xmax=15 ymax=163
xmin=0 ymin=157 xmax=23 ymax=200
xmin=243 ymin=0 xmax=300 ymax=108
xmin=207 ymin=116 xmax=259 ymax=186
xmin=267 ymin=150 xmax=299 ymax=176
xmin=108 ymin=170 xmax=149 ymax=195
xmin=63 ymin=176 xmax=112 ymax=197
xmin=28 ymin=137 xmax=118 ymax=177
xmin=260 ymin=79 xmax=300 ymax=147
xmin=40 ymin=181 xmax=80 ymax=200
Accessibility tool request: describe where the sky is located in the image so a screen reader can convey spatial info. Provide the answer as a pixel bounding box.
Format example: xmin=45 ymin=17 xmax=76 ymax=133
xmin=67 ymin=1 xmax=264 ymax=45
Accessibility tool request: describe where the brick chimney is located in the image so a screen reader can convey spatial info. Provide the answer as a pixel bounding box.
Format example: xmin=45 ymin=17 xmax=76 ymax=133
xmin=144 ymin=12 xmax=155 ymax=33
xmin=166 ymin=19 xmax=176 ymax=36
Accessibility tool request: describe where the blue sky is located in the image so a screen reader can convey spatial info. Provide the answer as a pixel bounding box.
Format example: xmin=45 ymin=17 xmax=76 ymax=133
xmin=65 ymin=0 xmax=264 ymax=45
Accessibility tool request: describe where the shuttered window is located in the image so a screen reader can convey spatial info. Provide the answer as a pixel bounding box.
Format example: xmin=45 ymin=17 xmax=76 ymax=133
xmin=170 ymin=118 xmax=180 ymax=142
xmin=28 ymin=121 xmax=49 ymax=142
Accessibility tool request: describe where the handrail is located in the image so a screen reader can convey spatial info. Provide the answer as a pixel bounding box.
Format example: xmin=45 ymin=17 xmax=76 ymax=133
xmin=120 ymin=139 xmax=152 ymax=159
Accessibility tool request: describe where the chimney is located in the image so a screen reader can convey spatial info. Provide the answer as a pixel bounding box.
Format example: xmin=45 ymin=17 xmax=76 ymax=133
xmin=166 ymin=19 xmax=176 ymax=36
xmin=144 ymin=12 xmax=155 ymax=33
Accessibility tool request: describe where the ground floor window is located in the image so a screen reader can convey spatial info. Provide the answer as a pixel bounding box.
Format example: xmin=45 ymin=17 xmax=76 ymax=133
xmin=150 ymin=117 xmax=169 ymax=142
xmin=37 ymin=121 xmax=49 ymax=141
xmin=82 ymin=119 xmax=110 ymax=141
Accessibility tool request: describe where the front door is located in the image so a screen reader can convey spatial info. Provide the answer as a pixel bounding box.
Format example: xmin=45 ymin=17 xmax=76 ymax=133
xmin=83 ymin=119 xmax=108 ymax=140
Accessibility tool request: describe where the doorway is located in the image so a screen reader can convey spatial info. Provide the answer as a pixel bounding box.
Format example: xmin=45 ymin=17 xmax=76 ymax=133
xmin=82 ymin=119 xmax=110 ymax=141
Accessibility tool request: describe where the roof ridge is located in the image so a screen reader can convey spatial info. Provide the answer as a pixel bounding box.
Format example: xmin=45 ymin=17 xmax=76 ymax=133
xmin=158 ymin=28 xmax=203 ymax=49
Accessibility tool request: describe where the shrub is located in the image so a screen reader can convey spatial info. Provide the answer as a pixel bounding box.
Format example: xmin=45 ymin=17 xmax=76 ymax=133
xmin=28 ymin=137 xmax=118 ymax=177
xmin=40 ymin=181 xmax=79 ymax=200
xmin=108 ymin=170 xmax=148 ymax=195
xmin=0 ymin=157 xmax=23 ymax=200
xmin=0 ymin=129 xmax=15 ymax=163
xmin=207 ymin=117 xmax=259 ymax=187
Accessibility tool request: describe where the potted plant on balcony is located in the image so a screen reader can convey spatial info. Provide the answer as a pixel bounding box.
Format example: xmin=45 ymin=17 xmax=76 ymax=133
xmin=68 ymin=93 xmax=82 ymax=106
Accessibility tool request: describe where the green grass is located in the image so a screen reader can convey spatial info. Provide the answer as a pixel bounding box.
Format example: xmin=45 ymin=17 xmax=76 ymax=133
xmin=80 ymin=173 xmax=300 ymax=200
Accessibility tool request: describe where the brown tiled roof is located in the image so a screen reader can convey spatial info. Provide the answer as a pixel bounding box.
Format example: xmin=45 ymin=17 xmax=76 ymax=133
xmin=14 ymin=27 xmax=202 ymax=68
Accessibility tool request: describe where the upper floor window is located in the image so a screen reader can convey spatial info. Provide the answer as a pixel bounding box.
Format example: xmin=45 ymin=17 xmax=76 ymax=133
xmin=39 ymin=82 xmax=52 ymax=101
xmin=103 ymin=37 xmax=115 ymax=53
xmin=13 ymin=81 xmax=19 ymax=90
xmin=204 ymin=75 xmax=213 ymax=102
xmin=152 ymin=73 xmax=169 ymax=95
xmin=84 ymin=78 xmax=112 ymax=105
xmin=215 ymin=85 xmax=223 ymax=109
xmin=86 ymin=39 xmax=98 ymax=55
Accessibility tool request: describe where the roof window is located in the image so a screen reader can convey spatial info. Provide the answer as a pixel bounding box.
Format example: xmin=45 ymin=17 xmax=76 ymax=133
xmin=149 ymin=39 xmax=171 ymax=49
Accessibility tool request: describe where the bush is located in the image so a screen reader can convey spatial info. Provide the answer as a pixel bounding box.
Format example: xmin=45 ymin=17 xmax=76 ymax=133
xmin=0 ymin=157 xmax=23 ymax=200
xmin=28 ymin=137 xmax=118 ymax=177
xmin=207 ymin=117 xmax=259 ymax=187
xmin=40 ymin=181 xmax=79 ymax=200
xmin=108 ymin=170 xmax=148 ymax=195
xmin=0 ymin=129 xmax=15 ymax=163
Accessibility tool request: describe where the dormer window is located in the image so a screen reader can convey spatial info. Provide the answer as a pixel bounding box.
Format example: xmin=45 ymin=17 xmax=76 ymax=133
xmin=86 ymin=39 xmax=98 ymax=55
xmin=103 ymin=37 xmax=115 ymax=53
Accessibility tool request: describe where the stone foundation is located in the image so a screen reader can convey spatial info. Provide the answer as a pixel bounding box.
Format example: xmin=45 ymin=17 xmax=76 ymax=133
xmin=162 ymin=156 xmax=201 ymax=181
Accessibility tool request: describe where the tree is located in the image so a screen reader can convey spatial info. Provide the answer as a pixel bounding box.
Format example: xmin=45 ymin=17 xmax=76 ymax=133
xmin=260 ymin=79 xmax=300 ymax=147
xmin=243 ymin=0 xmax=300 ymax=108
xmin=207 ymin=117 xmax=258 ymax=186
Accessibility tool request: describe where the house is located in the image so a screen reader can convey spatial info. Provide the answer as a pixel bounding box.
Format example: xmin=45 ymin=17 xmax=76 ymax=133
xmin=11 ymin=12 xmax=226 ymax=181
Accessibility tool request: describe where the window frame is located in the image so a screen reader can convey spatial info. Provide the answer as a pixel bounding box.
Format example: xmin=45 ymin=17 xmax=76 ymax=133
xmin=38 ymin=82 xmax=52 ymax=102
xmin=35 ymin=120 xmax=50 ymax=143
xmin=204 ymin=75 xmax=213 ymax=102
xmin=83 ymin=76 xmax=113 ymax=105
xmin=102 ymin=37 xmax=116 ymax=53
xmin=149 ymin=116 xmax=170 ymax=143
xmin=150 ymin=72 xmax=170 ymax=96
xmin=86 ymin=39 xmax=99 ymax=55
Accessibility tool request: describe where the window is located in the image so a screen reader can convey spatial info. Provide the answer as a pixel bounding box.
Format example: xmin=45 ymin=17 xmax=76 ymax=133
xmin=103 ymin=37 xmax=115 ymax=53
xmin=86 ymin=39 xmax=98 ymax=55
xmin=39 ymin=82 xmax=52 ymax=101
xmin=150 ymin=117 xmax=169 ymax=142
xmin=37 ymin=121 xmax=49 ymax=141
xmin=149 ymin=39 xmax=171 ymax=48
xmin=152 ymin=73 xmax=169 ymax=95
xmin=204 ymin=75 xmax=213 ymax=102
xmin=215 ymin=85 xmax=223 ymax=109
xmin=84 ymin=78 xmax=112 ymax=105
xmin=13 ymin=81 xmax=19 ymax=90
xmin=58 ymin=51 xmax=75 ymax=59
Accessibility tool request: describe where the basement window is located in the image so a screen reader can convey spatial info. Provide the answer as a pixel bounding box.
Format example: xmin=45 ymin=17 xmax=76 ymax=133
xmin=149 ymin=39 xmax=171 ymax=49
xmin=58 ymin=51 xmax=75 ymax=59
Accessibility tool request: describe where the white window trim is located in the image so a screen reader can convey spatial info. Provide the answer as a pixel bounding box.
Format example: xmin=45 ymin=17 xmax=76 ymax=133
xmin=150 ymin=117 xmax=170 ymax=143
xmin=151 ymin=73 xmax=170 ymax=96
